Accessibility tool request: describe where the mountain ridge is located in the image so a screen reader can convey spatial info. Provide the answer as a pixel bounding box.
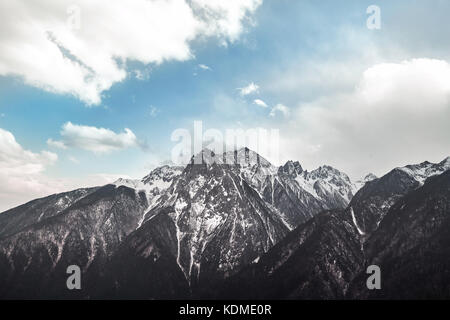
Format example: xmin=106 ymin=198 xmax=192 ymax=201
xmin=0 ymin=149 xmax=448 ymax=299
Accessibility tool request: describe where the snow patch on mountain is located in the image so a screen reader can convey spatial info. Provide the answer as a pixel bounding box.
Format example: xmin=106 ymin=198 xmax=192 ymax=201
xmin=353 ymin=173 xmax=378 ymax=193
xmin=113 ymin=178 xmax=145 ymax=190
xmin=115 ymin=165 xmax=184 ymax=229
xmin=290 ymin=165 xmax=356 ymax=206
xmin=350 ymin=207 xmax=365 ymax=235
xmin=398 ymin=157 xmax=450 ymax=185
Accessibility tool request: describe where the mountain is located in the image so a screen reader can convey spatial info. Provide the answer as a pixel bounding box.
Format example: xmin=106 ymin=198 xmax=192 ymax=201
xmin=0 ymin=188 xmax=100 ymax=239
xmin=219 ymin=208 xmax=364 ymax=299
xmin=113 ymin=164 xmax=184 ymax=214
xmin=114 ymin=149 xmax=291 ymax=296
xmin=0 ymin=165 xmax=183 ymax=299
xmin=102 ymin=212 xmax=191 ymax=299
xmin=219 ymin=157 xmax=450 ymax=299
xmin=0 ymin=184 xmax=149 ymax=298
xmin=399 ymin=157 xmax=450 ymax=184
xmin=296 ymin=164 xmax=357 ymax=209
xmin=349 ymin=170 xmax=450 ymax=299
xmin=3 ymin=148 xmax=445 ymax=299
xmin=220 ymin=163 xmax=450 ymax=299
xmin=349 ymin=157 xmax=450 ymax=235
xmin=108 ymin=148 xmax=363 ymax=297
xmin=0 ymin=147 xmax=359 ymax=298
xmin=257 ymin=159 xmax=359 ymax=229
xmin=353 ymin=173 xmax=378 ymax=191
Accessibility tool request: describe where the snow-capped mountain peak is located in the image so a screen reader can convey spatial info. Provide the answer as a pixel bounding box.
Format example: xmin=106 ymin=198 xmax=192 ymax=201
xmin=141 ymin=165 xmax=183 ymax=185
xmin=309 ymin=165 xmax=351 ymax=182
xmin=278 ymin=160 xmax=303 ymax=177
xmin=277 ymin=161 xmax=357 ymax=210
xmin=353 ymin=173 xmax=378 ymax=192
xmin=439 ymin=156 xmax=450 ymax=167
xmin=189 ymin=148 xmax=224 ymax=166
xmin=112 ymin=165 xmax=183 ymax=210
xmin=113 ymin=177 xmax=144 ymax=190
xmin=229 ymin=148 xmax=278 ymax=191
xmin=363 ymin=173 xmax=378 ymax=181
xmin=398 ymin=156 xmax=450 ymax=185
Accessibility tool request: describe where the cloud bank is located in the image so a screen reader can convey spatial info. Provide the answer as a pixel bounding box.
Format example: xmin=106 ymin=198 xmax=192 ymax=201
xmin=0 ymin=0 xmax=262 ymax=105
xmin=281 ymin=58 xmax=450 ymax=178
xmin=0 ymin=126 xmax=144 ymax=210
xmin=0 ymin=128 xmax=60 ymax=211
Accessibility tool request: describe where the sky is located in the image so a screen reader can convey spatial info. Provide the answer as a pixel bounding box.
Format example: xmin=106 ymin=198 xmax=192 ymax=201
xmin=1 ymin=0 xmax=450 ymax=211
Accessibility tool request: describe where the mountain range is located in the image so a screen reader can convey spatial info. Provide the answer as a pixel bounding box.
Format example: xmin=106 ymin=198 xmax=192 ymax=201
xmin=0 ymin=147 xmax=449 ymax=299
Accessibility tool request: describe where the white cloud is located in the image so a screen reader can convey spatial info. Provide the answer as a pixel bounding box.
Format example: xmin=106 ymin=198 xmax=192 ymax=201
xmin=0 ymin=0 xmax=262 ymax=105
xmin=0 ymin=127 xmax=150 ymax=211
xmin=253 ymin=99 xmax=268 ymax=108
xmin=50 ymin=122 xmax=140 ymax=154
xmin=198 ymin=64 xmax=212 ymax=71
xmin=191 ymin=0 xmax=262 ymax=42
xmin=281 ymin=58 xmax=450 ymax=178
xmin=270 ymin=103 xmax=290 ymax=117
xmin=0 ymin=127 xmax=61 ymax=211
xmin=238 ymin=82 xmax=259 ymax=96
xmin=47 ymin=138 xmax=67 ymax=149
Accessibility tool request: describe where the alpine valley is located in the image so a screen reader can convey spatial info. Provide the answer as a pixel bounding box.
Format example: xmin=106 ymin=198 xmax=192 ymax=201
xmin=0 ymin=148 xmax=449 ymax=299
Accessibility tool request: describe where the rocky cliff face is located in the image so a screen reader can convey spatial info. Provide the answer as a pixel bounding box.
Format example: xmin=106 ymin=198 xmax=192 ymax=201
xmin=349 ymin=157 xmax=450 ymax=235
xmin=0 ymin=187 xmax=98 ymax=239
xmin=124 ymin=151 xmax=290 ymax=295
xmin=219 ymin=209 xmax=364 ymax=299
xmin=349 ymin=170 xmax=450 ymax=299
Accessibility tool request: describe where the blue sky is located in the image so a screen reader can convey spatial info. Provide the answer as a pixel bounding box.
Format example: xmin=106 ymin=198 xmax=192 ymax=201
xmin=1 ymin=0 xmax=450 ymax=210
